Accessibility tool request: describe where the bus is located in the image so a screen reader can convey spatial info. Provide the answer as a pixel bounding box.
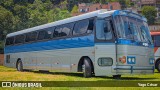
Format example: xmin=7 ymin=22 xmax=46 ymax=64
xmin=150 ymin=31 xmax=160 ymax=72
xmin=4 ymin=9 xmax=154 ymax=78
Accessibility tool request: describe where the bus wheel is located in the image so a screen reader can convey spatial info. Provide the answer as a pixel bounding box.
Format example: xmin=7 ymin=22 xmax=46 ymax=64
xmin=82 ymin=58 xmax=92 ymax=78
xmin=113 ymin=75 xmax=121 ymax=79
xmin=17 ymin=60 xmax=23 ymax=72
xmin=156 ymin=60 xmax=160 ymax=72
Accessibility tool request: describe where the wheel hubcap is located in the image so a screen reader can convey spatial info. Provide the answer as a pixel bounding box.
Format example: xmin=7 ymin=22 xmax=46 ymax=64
xmin=18 ymin=63 xmax=21 ymax=71
xmin=82 ymin=64 xmax=85 ymax=73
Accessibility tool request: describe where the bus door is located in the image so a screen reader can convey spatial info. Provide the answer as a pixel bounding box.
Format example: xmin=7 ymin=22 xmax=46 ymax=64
xmin=94 ymin=17 xmax=117 ymax=76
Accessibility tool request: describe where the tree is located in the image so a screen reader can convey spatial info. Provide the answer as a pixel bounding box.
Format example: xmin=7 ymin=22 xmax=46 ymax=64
xmin=0 ymin=6 xmax=14 ymax=40
xmin=100 ymin=0 xmax=106 ymax=4
xmin=71 ymin=5 xmax=78 ymax=14
xmin=0 ymin=0 xmax=72 ymax=53
xmin=119 ymin=0 xmax=126 ymax=10
xmin=125 ymin=0 xmax=130 ymax=7
xmin=0 ymin=6 xmax=14 ymax=53
xmin=130 ymin=2 xmax=134 ymax=7
xmin=13 ymin=5 xmax=29 ymax=29
xmin=105 ymin=0 xmax=118 ymax=3
xmin=141 ymin=6 xmax=157 ymax=25
xmin=0 ymin=41 xmax=4 ymax=54
xmin=27 ymin=0 xmax=49 ymax=27
xmin=52 ymin=8 xmax=71 ymax=21
xmin=1 ymin=0 xmax=14 ymax=11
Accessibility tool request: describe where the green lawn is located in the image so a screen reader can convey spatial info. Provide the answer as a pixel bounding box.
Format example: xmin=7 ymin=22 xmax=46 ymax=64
xmin=0 ymin=66 xmax=160 ymax=90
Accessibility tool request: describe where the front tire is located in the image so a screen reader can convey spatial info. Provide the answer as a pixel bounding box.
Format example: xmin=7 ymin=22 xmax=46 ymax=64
xmin=17 ymin=60 xmax=23 ymax=72
xmin=156 ymin=60 xmax=160 ymax=72
xmin=82 ymin=58 xmax=92 ymax=78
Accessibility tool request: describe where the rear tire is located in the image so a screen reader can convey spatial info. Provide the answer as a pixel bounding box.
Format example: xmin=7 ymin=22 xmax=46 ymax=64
xmin=156 ymin=60 xmax=160 ymax=72
xmin=17 ymin=60 xmax=23 ymax=72
xmin=113 ymin=75 xmax=121 ymax=79
xmin=82 ymin=58 xmax=92 ymax=78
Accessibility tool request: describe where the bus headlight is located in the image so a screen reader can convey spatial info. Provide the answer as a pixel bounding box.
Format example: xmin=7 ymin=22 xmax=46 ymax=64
xmin=132 ymin=58 xmax=135 ymax=63
xmin=128 ymin=58 xmax=131 ymax=63
xmin=127 ymin=56 xmax=136 ymax=64
xmin=149 ymin=58 xmax=154 ymax=64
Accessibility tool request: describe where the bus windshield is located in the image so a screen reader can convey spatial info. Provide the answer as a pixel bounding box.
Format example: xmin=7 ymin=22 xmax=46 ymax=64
xmin=114 ymin=15 xmax=152 ymax=44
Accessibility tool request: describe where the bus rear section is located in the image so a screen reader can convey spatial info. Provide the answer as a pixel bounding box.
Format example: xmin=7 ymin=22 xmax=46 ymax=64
xmin=151 ymin=31 xmax=160 ymax=72
xmin=94 ymin=10 xmax=154 ymax=77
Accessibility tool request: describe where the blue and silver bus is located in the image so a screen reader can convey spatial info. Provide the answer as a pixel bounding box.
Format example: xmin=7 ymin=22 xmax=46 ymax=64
xmin=4 ymin=10 xmax=154 ymax=78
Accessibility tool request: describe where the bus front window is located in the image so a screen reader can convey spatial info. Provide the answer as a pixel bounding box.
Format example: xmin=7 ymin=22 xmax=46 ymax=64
xmin=138 ymin=21 xmax=153 ymax=44
xmin=114 ymin=15 xmax=152 ymax=44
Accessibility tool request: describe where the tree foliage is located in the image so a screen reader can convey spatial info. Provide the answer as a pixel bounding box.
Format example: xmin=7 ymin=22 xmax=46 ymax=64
xmin=71 ymin=5 xmax=78 ymax=14
xmin=119 ymin=0 xmax=126 ymax=10
xmin=0 ymin=6 xmax=14 ymax=40
xmin=0 ymin=6 xmax=14 ymax=53
xmin=141 ymin=6 xmax=157 ymax=25
xmin=0 ymin=0 xmax=71 ymax=53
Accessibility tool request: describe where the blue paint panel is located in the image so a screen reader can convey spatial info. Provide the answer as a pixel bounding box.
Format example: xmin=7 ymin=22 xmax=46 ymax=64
xmin=5 ymin=35 xmax=95 ymax=54
xmin=112 ymin=10 xmax=147 ymax=22
xmin=117 ymin=39 xmax=154 ymax=48
xmin=5 ymin=34 xmax=154 ymax=54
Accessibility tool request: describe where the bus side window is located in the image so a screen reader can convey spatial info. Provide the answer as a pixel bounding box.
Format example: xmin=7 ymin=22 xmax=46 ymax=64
xmin=6 ymin=37 xmax=14 ymax=46
xmin=87 ymin=18 xmax=94 ymax=33
xmin=104 ymin=20 xmax=112 ymax=40
xmin=37 ymin=30 xmax=46 ymax=40
xmin=53 ymin=26 xmax=63 ymax=37
xmin=73 ymin=19 xmax=89 ymax=35
xmin=53 ymin=23 xmax=74 ymax=38
xmin=15 ymin=35 xmax=25 ymax=44
xmin=25 ymin=31 xmax=37 ymax=42
xmin=61 ymin=23 xmax=74 ymax=36
xmin=53 ymin=28 xmax=57 ymax=38
xmin=45 ymin=27 xmax=55 ymax=39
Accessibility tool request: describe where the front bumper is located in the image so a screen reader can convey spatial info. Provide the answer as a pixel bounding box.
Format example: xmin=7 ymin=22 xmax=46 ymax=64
xmin=113 ymin=65 xmax=154 ymax=75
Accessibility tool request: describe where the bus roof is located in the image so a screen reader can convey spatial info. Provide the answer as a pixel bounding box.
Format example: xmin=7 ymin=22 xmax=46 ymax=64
xmin=150 ymin=31 xmax=160 ymax=35
xmin=7 ymin=9 xmax=115 ymax=37
xmin=7 ymin=9 xmax=146 ymax=38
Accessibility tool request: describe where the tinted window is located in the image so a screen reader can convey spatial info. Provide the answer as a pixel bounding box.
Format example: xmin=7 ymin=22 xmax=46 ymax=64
xmin=6 ymin=37 xmax=14 ymax=46
xmin=154 ymin=35 xmax=160 ymax=47
xmin=96 ymin=19 xmax=113 ymax=40
xmin=15 ymin=35 xmax=25 ymax=44
xmin=61 ymin=23 xmax=74 ymax=36
xmin=54 ymin=26 xmax=62 ymax=37
xmin=37 ymin=30 xmax=46 ymax=40
xmin=87 ymin=18 xmax=94 ymax=33
xmin=38 ymin=27 xmax=54 ymax=40
xmin=25 ymin=32 xmax=37 ymax=42
xmin=73 ymin=19 xmax=89 ymax=35
xmin=53 ymin=23 xmax=74 ymax=38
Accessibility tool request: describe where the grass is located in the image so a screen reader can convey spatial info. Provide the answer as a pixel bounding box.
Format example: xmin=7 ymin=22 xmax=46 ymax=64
xmin=0 ymin=66 xmax=160 ymax=90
